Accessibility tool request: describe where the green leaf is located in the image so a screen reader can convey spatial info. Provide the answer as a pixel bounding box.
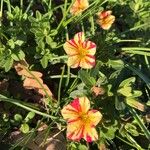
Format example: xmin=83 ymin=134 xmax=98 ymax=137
xmin=46 ymin=36 xmax=53 ymax=46
xmin=126 ymin=98 xmax=145 ymax=111
xmin=24 ymin=112 xmax=35 ymax=123
xmin=36 ymin=11 xmax=42 ymax=20
xmin=125 ymin=123 xmax=139 ymax=136
xmin=4 ymin=57 xmax=13 ymax=72
xmin=108 ymin=59 xmax=124 ymax=70
xmin=115 ymin=96 xmax=126 ymax=110
xmin=118 ymin=86 xmax=132 ymax=97
xmin=79 ymin=70 xmax=96 ymax=87
xmin=78 ymin=144 xmax=88 ymax=150
xmin=11 ymin=50 xmax=25 ymax=61
xmin=20 ymin=123 xmax=29 ymax=133
xmin=119 ymin=77 xmax=135 ymax=88
xmin=14 ymin=114 xmax=23 ymax=122
xmin=40 ymin=55 xmax=49 ymax=68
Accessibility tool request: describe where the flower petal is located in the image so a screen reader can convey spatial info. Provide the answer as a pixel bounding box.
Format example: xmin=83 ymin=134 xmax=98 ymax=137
xmin=67 ymin=119 xmax=84 ymax=141
xmin=88 ymin=110 xmax=102 ymax=126
xmin=74 ymin=32 xmax=85 ymax=44
xmin=80 ymin=55 xmax=95 ymax=69
xmin=83 ymin=127 xmax=98 ymax=142
xmin=78 ymin=97 xmax=90 ymax=114
xmin=63 ymin=40 xmax=79 ymax=55
xmin=70 ymin=0 xmax=89 ymax=15
xmin=61 ymin=101 xmax=79 ymax=121
xmin=98 ymin=10 xmax=112 ymax=19
xmin=82 ymin=41 xmax=96 ymax=55
xmin=68 ymin=55 xmax=80 ymax=68
xmin=98 ymin=15 xmax=115 ymax=30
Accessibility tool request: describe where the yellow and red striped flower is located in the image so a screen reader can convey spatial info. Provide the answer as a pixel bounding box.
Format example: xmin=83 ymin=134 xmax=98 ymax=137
xmin=70 ymin=0 xmax=89 ymax=15
xmin=61 ymin=97 xmax=102 ymax=142
xmin=63 ymin=32 xmax=96 ymax=69
xmin=97 ymin=10 xmax=115 ymax=30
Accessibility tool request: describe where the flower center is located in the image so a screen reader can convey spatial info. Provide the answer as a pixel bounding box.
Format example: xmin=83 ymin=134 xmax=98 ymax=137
xmin=80 ymin=113 xmax=89 ymax=123
xmin=78 ymin=46 xmax=87 ymax=58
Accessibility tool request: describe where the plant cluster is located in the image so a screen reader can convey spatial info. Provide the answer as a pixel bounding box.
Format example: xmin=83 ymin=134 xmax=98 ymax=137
xmin=0 ymin=0 xmax=150 ymax=149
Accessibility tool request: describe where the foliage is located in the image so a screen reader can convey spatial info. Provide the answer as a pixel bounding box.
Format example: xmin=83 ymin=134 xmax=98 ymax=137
xmin=0 ymin=0 xmax=150 ymax=149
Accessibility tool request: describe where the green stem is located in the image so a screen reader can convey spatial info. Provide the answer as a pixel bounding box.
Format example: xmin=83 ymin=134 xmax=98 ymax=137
xmin=144 ymin=55 xmax=150 ymax=69
xmin=0 ymin=94 xmax=57 ymax=119
xmin=50 ymin=74 xmax=77 ymax=79
xmin=56 ymin=0 xmax=74 ymax=31
xmin=129 ymin=108 xmax=150 ymax=141
xmin=5 ymin=0 xmax=13 ymax=26
xmin=57 ymin=65 xmax=65 ymax=105
xmin=25 ymin=0 xmax=34 ymax=13
xmin=0 ymin=0 xmax=3 ymax=26
xmin=90 ymin=16 xmax=95 ymax=35
xmin=20 ymin=0 xmax=23 ymax=10
xmin=116 ymin=135 xmax=138 ymax=149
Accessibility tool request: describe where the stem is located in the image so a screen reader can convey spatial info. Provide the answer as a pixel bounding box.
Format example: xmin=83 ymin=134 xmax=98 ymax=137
xmin=20 ymin=0 xmax=23 ymax=10
xmin=50 ymin=74 xmax=77 ymax=79
xmin=25 ymin=0 xmax=34 ymax=13
xmin=129 ymin=108 xmax=150 ymax=141
xmin=57 ymin=65 xmax=65 ymax=105
xmin=0 ymin=0 xmax=3 ymax=26
xmin=5 ymin=0 xmax=13 ymax=26
xmin=0 ymin=94 xmax=57 ymax=119
xmin=144 ymin=55 xmax=150 ymax=69
xmin=56 ymin=0 xmax=74 ymax=31
xmin=116 ymin=135 xmax=138 ymax=149
xmin=90 ymin=16 xmax=95 ymax=35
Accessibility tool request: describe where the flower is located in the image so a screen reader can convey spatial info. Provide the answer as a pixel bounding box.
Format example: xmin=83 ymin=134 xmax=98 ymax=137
xmin=70 ymin=0 xmax=89 ymax=15
xmin=63 ymin=32 xmax=96 ymax=69
xmin=61 ymin=97 xmax=102 ymax=142
xmin=97 ymin=10 xmax=115 ymax=30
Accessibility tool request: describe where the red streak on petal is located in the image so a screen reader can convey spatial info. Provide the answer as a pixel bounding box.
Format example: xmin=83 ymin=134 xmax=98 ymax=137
xmin=100 ymin=11 xmax=110 ymax=19
xmin=77 ymin=125 xmax=84 ymax=140
xmin=90 ymin=109 xmax=98 ymax=113
xmin=70 ymin=98 xmax=81 ymax=112
xmin=86 ymin=134 xmax=93 ymax=142
xmin=65 ymin=107 xmax=78 ymax=113
xmin=85 ymin=57 xmax=96 ymax=67
xmin=67 ymin=39 xmax=78 ymax=49
xmin=68 ymin=117 xmax=80 ymax=123
xmin=67 ymin=132 xmax=74 ymax=139
xmin=86 ymin=55 xmax=95 ymax=59
xmin=88 ymin=42 xmax=96 ymax=50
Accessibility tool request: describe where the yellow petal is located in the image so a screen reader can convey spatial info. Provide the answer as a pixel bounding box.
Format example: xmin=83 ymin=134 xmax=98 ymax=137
xmin=63 ymin=40 xmax=79 ymax=56
xmin=74 ymin=32 xmax=85 ymax=44
xmin=88 ymin=110 xmax=102 ymax=126
xmin=80 ymin=55 xmax=95 ymax=69
xmin=67 ymin=119 xmax=84 ymax=141
xmin=83 ymin=126 xmax=98 ymax=142
xmin=82 ymin=41 xmax=96 ymax=55
xmin=70 ymin=0 xmax=89 ymax=15
xmin=68 ymin=55 xmax=80 ymax=68
xmin=78 ymin=97 xmax=90 ymax=114
xmin=61 ymin=103 xmax=79 ymax=121
xmin=98 ymin=15 xmax=115 ymax=30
